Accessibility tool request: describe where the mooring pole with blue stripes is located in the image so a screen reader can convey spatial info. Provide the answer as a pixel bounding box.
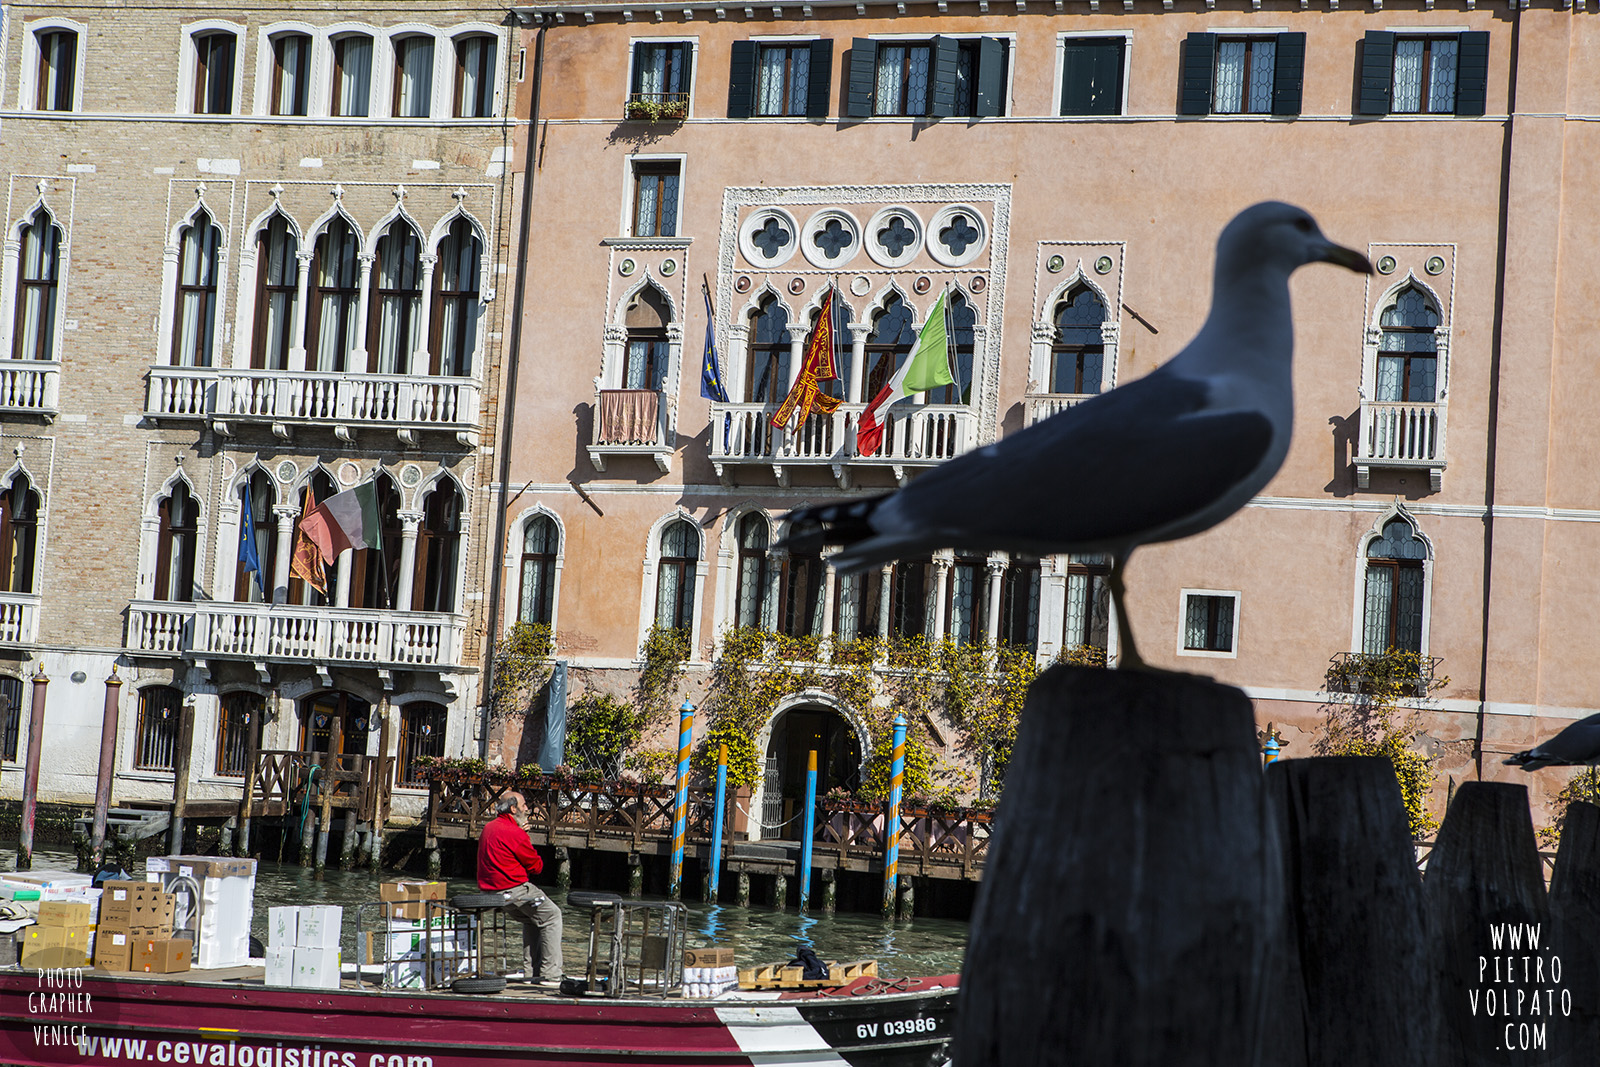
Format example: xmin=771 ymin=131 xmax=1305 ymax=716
xmin=707 ymin=742 xmax=729 ymax=902
xmin=882 ymin=713 xmax=906 ymax=918
xmin=798 ymin=749 xmax=818 ymax=911
xmin=669 ymin=699 xmax=694 ymax=900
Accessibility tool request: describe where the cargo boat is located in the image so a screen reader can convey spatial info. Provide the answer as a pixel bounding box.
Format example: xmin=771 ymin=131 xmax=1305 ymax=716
xmin=0 ymin=967 xmax=956 ymax=1067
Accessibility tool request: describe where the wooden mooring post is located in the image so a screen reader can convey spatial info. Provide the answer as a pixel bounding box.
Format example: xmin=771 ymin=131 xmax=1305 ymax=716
xmin=954 ymin=664 xmax=1598 ymax=1067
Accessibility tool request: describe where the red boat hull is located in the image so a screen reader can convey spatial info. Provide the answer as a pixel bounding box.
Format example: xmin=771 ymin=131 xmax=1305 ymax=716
xmin=0 ymin=971 xmax=956 ymax=1067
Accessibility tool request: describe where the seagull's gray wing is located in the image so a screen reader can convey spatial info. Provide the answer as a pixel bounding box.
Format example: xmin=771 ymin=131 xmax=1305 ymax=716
xmin=829 ymin=370 xmax=1273 ymax=569
xmin=1505 ymin=713 xmax=1600 ymax=770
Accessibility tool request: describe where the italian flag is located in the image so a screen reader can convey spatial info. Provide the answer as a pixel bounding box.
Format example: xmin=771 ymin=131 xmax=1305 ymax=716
xmin=300 ymin=481 xmax=383 ymax=565
xmin=856 ymin=289 xmax=955 ymax=457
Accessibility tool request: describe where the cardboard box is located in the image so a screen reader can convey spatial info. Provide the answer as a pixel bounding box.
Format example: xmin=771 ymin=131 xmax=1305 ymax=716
xmin=95 ymin=932 xmax=134 ymax=972
xmin=148 ymin=856 xmax=256 ymax=969
xmin=149 ymin=855 xmax=257 ymax=881
xmin=684 ymin=946 xmax=736 ymax=969
xmin=37 ymin=901 xmax=93 ymax=927
xmin=21 ymin=927 xmax=92 ymax=969
xmin=135 ymin=939 xmax=191 ymax=974
xmin=295 ymin=906 xmax=341 ymax=950
xmin=292 ymin=946 xmax=340 ymax=990
xmin=379 ymin=881 xmax=447 ymax=921
xmin=264 ymin=946 xmax=294 ymax=987
xmin=103 ymin=880 xmax=164 ymax=902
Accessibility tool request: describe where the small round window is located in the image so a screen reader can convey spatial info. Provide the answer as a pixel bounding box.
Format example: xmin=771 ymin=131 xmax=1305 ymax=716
xmin=802 ymin=210 xmax=862 ymax=269
xmin=738 ymin=209 xmax=799 ymax=268
xmin=865 ymin=207 xmax=924 ymax=269
xmin=928 ymin=205 xmax=988 ymax=268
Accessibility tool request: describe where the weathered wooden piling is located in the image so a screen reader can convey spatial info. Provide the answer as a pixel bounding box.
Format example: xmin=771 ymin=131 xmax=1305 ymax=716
xmin=1549 ymin=800 xmax=1600 ymax=1063
xmin=736 ymin=871 xmax=750 ymax=907
xmin=1424 ymin=782 xmax=1552 ymax=1066
xmin=1266 ymin=756 xmax=1434 ymax=1067
xmin=952 ymin=666 xmax=1282 ymax=1067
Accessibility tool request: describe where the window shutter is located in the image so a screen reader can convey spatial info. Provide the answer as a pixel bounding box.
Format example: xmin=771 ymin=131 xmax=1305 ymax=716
xmin=1454 ymin=31 xmax=1489 ymax=117
xmin=1358 ymin=31 xmax=1394 ymax=116
xmin=1180 ymin=33 xmax=1215 ymax=115
xmin=1061 ymin=39 xmax=1123 ymax=116
xmin=1271 ymin=32 xmax=1305 ymax=116
xmin=806 ymin=39 xmax=833 ymax=118
xmin=727 ymin=40 xmax=756 ymax=119
xmin=974 ymin=37 xmax=1005 ymax=117
xmin=929 ymin=36 xmax=960 ymax=117
xmin=846 ymin=39 xmax=877 ymax=117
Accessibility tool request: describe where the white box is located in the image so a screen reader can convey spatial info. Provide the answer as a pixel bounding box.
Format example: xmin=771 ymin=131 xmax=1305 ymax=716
xmin=267 ymin=907 xmax=299 ymax=950
xmin=264 ymin=946 xmax=295 ymax=987
xmin=149 ymin=857 xmax=257 ymax=969
xmin=295 ymin=906 xmax=341 ymax=949
xmin=292 ymin=946 xmax=341 ymax=990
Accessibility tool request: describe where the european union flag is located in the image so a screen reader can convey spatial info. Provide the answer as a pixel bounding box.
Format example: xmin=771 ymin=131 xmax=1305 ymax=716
xmin=700 ymin=284 xmax=729 ymax=403
xmin=239 ymin=494 xmax=266 ymax=598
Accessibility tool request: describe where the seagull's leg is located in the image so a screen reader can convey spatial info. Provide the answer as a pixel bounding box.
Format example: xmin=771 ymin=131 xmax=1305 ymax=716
xmin=1107 ymin=556 xmax=1145 ymax=671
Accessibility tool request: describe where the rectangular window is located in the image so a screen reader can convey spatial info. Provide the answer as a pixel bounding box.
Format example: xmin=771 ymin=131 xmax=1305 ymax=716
xmin=1060 ymin=37 xmax=1124 ymax=116
xmin=193 ymin=32 xmax=237 ymax=115
xmin=757 ymin=44 xmax=811 ymax=115
xmin=398 ymin=704 xmax=446 ymax=786
xmin=1062 ymin=556 xmax=1110 ymax=650
xmin=215 ymin=693 xmax=255 ymax=777
xmin=36 ymin=30 xmax=77 ymax=112
xmin=332 ymin=35 xmax=373 ymax=117
xmin=1180 ymin=32 xmax=1304 ymax=117
xmin=632 ymin=160 xmax=680 ymax=238
xmin=1181 ymin=592 xmax=1238 ymax=655
xmin=1359 ymin=31 xmax=1488 ymax=117
xmin=135 ymin=688 xmax=182 ymax=771
xmin=729 ymin=39 xmax=832 ymax=119
xmin=393 ymin=35 xmax=435 ymax=118
xmin=455 ymin=35 xmax=497 ymax=118
xmin=630 ymin=41 xmax=693 ymax=117
xmin=0 ymin=677 xmax=21 ymax=762
xmin=270 ymin=33 xmax=310 ymax=117
xmin=847 ymin=37 xmax=1006 ymax=119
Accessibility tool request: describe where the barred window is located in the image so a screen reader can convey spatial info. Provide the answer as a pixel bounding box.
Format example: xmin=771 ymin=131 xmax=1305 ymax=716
xmin=0 ymin=676 xmax=22 ymax=762
xmin=398 ymin=702 xmax=447 ymax=786
xmin=215 ymin=692 xmax=257 ymax=777
xmin=135 ymin=686 xmax=182 ymax=771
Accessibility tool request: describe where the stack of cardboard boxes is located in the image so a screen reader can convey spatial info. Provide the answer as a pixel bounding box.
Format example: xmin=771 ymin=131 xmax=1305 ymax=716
xmin=361 ymin=881 xmax=464 ymax=990
xmin=682 ymin=946 xmax=739 ymax=998
xmin=146 ymin=855 xmax=257 ymax=968
xmin=265 ymin=905 xmax=342 ymax=990
xmin=20 ymin=900 xmax=96 ymax=969
xmin=95 ymin=881 xmax=188 ymax=974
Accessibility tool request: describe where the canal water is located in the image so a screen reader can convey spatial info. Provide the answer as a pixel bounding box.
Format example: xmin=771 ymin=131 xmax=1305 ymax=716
xmin=11 ymin=848 xmax=969 ymax=980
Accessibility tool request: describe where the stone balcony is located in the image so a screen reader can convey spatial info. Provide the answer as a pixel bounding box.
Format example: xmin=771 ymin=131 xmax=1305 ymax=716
xmin=1023 ymin=392 xmax=1091 ymax=427
xmin=0 ymin=362 xmax=60 ymax=417
xmin=0 ymin=592 xmax=41 ymax=645
xmin=125 ymin=600 xmax=466 ymax=679
xmin=588 ymin=387 xmax=675 ymax=473
xmin=709 ymin=401 xmax=976 ymax=487
xmin=144 ymin=367 xmax=481 ymax=447
xmin=1356 ymin=399 xmax=1447 ymax=492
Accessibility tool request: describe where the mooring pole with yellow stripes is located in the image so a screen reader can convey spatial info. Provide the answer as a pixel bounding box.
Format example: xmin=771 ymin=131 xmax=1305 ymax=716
xmin=669 ymin=699 xmax=694 ymax=899
xmin=882 ymin=712 xmax=906 ymax=918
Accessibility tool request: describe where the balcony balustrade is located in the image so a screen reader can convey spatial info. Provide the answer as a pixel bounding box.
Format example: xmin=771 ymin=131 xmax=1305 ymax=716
xmin=144 ymin=367 xmax=481 ymax=446
xmin=1023 ymin=392 xmax=1091 ymax=427
xmin=710 ymin=401 xmax=975 ymax=486
xmin=588 ymin=387 xmax=675 ymax=472
xmin=1356 ymin=399 xmax=1447 ymax=492
xmin=0 ymin=361 xmax=61 ymax=416
xmin=126 ymin=600 xmax=465 ymax=671
xmin=0 ymin=592 xmax=41 ymax=645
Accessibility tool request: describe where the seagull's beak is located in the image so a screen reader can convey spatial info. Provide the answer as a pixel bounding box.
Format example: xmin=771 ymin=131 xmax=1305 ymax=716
xmin=1316 ymin=241 xmax=1374 ymax=274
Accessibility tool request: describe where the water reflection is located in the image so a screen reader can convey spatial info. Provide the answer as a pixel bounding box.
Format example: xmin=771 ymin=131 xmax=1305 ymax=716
xmin=12 ymin=849 xmax=967 ymax=980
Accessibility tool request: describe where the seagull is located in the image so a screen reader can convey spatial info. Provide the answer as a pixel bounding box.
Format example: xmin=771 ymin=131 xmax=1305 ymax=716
xmin=1504 ymin=714 xmax=1600 ymax=771
xmin=780 ymin=202 xmax=1371 ymax=669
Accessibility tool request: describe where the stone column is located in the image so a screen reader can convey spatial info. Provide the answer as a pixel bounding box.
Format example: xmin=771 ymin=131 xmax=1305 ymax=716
xmin=336 ymin=550 xmax=354 ymax=608
xmin=985 ymin=553 xmax=1008 ymax=646
xmin=931 ymin=553 xmax=952 ymax=640
xmin=820 ymin=562 xmax=838 ymax=642
xmin=411 ymin=254 xmax=437 ymax=376
xmin=272 ymin=505 xmax=298 ymax=605
xmin=352 ymin=253 xmax=376 ymax=371
xmin=288 ymin=251 xmax=314 ymax=372
xmin=877 ymin=563 xmax=894 ymax=637
xmin=394 ymin=510 xmax=423 ymax=611
xmin=848 ymin=324 xmax=869 ymax=403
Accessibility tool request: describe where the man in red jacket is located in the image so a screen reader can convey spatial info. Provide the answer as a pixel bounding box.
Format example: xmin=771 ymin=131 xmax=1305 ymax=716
xmin=477 ymin=791 xmax=564 ymax=987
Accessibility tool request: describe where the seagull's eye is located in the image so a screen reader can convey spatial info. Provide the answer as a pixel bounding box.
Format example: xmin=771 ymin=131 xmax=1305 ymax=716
xmin=1293 ymin=217 xmax=1314 ymax=234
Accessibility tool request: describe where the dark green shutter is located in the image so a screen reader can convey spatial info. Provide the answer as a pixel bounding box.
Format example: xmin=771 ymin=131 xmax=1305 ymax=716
xmin=1271 ymin=32 xmax=1305 ymax=116
xmin=727 ymin=40 xmax=756 ymax=119
xmin=1454 ymin=31 xmax=1489 ymax=116
xmin=929 ymin=36 xmax=960 ymax=117
xmin=846 ymin=39 xmax=877 ymax=117
xmin=806 ymin=39 xmax=833 ymax=118
xmin=1358 ymin=31 xmax=1393 ymax=116
xmin=1061 ymin=38 xmax=1123 ymax=116
xmin=1180 ymin=33 xmax=1215 ymax=115
xmin=974 ymin=37 xmax=1005 ymax=117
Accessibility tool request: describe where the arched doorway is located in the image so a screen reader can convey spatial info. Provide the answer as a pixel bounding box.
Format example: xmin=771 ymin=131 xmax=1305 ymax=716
xmin=298 ymin=691 xmax=372 ymax=754
xmin=762 ymin=702 xmax=862 ymax=840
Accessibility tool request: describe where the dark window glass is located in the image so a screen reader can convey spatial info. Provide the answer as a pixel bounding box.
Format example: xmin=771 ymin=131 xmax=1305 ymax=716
xmin=735 ymin=513 xmax=769 ymax=629
xmin=1062 ymin=554 xmax=1110 ymax=650
xmin=331 ymin=35 xmax=373 ymax=117
xmin=432 ymin=218 xmax=481 ymax=376
xmin=889 ymin=559 xmax=931 ymax=638
xmin=172 ymin=210 xmax=220 ymax=367
xmin=519 ymin=515 xmax=558 ymax=626
xmin=398 ymin=702 xmax=447 ymax=785
xmin=1183 ymin=594 xmax=1236 ymax=652
xmin=929 ymin=292 xmax=974 ymax=405
xmin=1052 ymin=286 xmax=1107 ymax=394
xmin=655 ymin=519 xmax=698 ymax=630
xmin=216 ymin=692 xmax=258 ymax=777
xmin=948 ymin=553 xmax=987 ymax=644
xmin=135 ymin=686 xmax=182 ymax=771
xmin=633 ymin=162 xmax=680 ymax=238
xmin=393 ymin=35 xmax=435 ymax=118
xmin=270 ymin=33 xmax=310 ymax=116
xmin=367 ymin=220 xmax=424 ymax=374
xmin=36 ymin=30 xmax=77 ymax=111
xmin=1363 ymin=519 xmax=1427 ymax=654
xmin=999 ymin=558 xmax=1040 ymax=650
xmin=298 ymin=691 xmax=371 ymax=755
xmin=414 ymin=481 xmax=463 ymax=613
xmin=0 ymin=677 xmax=21 ymax=762
xmin=1376 ymin=287 xmax=1440 ymax=403
xmin=287 ymin=470 xmax=340 ymax=607
xmin=746 ymin=298 xmax=791 ymax=404
xmin=780 ymin=548 xmax=825 ymax=637
xmin=864 ymin=294 xmax=916 ymax=399
xmin=623 ymin=285 xmax=671 ymax=390
xmin=153 ymin=481 xmax=198 ymax=603
xmin=252 ymin=215 xmax=298 ymax=370
xmin=349 ymin=475 xmax=403 ymax=610
xmin=193 ymin=32 xmax=236 ymax=115
xmin=306 ymin=218 xmax=360 ymax=373
xmin=631 ymin=42 xmax=692 ymax=101
xmin=233 ymin=470 xmax=276 ymax=603
xmin=455 ymin=35 xmax=497 ymax=117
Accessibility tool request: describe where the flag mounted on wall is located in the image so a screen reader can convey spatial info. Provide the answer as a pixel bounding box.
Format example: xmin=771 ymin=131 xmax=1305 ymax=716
xmin=857 ymin=288 xmax=955 ymax=456
xmin=700 ymin=280 xmax=729 ymax=403
xmin=300 ymin=480 xmax=383 ymax=565
xmin=238 ymin=495 xmax=266 ymax=598
xmin=770 ymin=285 xmax=843 ymax=431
